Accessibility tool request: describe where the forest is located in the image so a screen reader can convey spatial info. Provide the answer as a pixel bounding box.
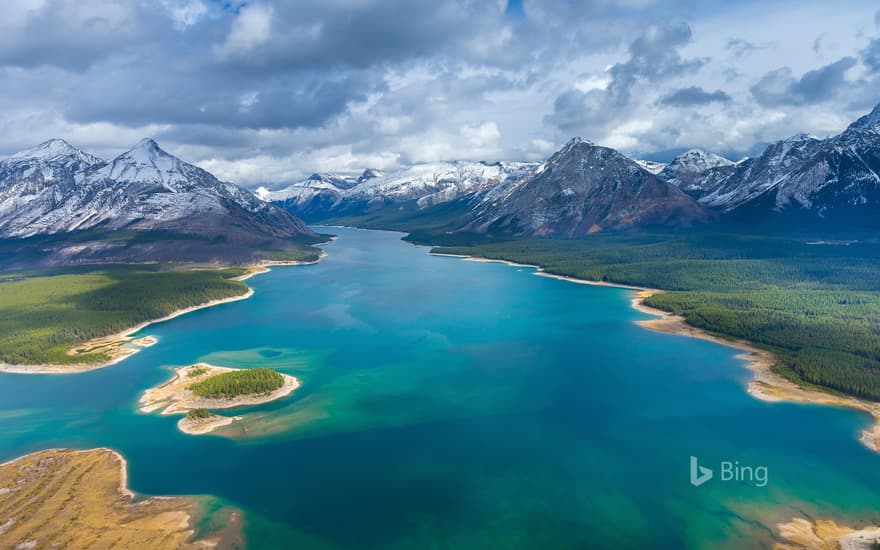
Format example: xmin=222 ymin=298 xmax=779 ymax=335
xmin=433 ymin=232 xmax=880 ymax=401
xmin=186 ymin=408 xmax=213 ymax=420
xmin=0 ymin=265 xmax=250 ymax=365
xmin=189 ymin=367 xmax=284 ymax=399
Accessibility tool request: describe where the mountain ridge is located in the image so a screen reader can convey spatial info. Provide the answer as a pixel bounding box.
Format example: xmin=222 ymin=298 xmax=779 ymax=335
xmin=266 ymin=102 xmax=880 ymax=234
xmin=0 ymin=138 xmax=319 ymax=267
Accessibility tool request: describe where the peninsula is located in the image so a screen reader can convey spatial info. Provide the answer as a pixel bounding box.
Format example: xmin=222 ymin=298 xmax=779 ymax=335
xmin=0 ymin=447 xmax=242 ymax=548
xmin=0 ymin=255 xmax=324 ymax=375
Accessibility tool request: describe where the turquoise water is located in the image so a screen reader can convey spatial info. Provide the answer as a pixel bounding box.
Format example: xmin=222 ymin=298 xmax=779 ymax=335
xmin=1 ymin=227 xmax=879 ymax=548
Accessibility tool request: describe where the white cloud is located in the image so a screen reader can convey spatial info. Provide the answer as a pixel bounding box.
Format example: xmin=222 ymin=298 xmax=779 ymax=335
xmin=461 ymin=121 xmax=501 ymax=147
xmin=159 ymin=0 xmax=207 ymax=30
xmin=213 ymin=3 xmax=273 ymax=60
xmin=574 ymin=74 xmax=611 ymax=93
xmin=2 ymin=0 xmax=879 ymax=182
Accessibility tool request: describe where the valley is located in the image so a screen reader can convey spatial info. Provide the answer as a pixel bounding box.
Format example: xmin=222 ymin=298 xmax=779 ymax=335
xmin=258 ymin=103 xmax=880 ymax=408
xmin=5 ymin=3 xmax=878 ymax=547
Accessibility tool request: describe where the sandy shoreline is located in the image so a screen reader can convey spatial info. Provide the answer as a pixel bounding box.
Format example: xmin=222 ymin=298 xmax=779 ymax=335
xmin=0 ymin=256 xmax=323 ymax=375
xmin=773 ymin=517 xmax=880 ymax=550
xmin=139 ymin=363 xmax=300 ymax=435
xmin=630 ymin=289 xmax=880 ymax=454
xmin=432 ymin=251 xmax=880 ymax=454
xmin=436 ymin=250 xmax=880 ymax=546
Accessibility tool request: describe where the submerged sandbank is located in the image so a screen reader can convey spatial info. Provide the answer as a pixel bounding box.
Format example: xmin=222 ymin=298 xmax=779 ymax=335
xmin=139 ymin=363 xmax=300 ymax=435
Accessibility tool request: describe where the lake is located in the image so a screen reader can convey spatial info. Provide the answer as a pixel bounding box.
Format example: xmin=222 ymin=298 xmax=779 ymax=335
xmin=0 ymin=227 xmax=878 ymax=548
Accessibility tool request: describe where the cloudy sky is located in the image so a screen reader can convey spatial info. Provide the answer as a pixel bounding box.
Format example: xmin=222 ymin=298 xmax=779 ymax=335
xmin=2 ymin=0 xmax=879 ymax=187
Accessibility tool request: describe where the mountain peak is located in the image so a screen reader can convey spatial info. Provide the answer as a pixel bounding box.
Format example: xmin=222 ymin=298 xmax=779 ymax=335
xmin=848 ymin=103 xmax=880 ymax=132
xmin=7 ymin=138 xmax=101 ymax=165
xmin=132 ymin=137 xmax=162 ymax=151
xmin=784 ymin=132 xmax=820 ymax=143
xmin=360 ymin=168 xmax=383 ymax=180
xmin=100 ymin=138 xmax=193 ymax=186
xmin=671 ymin=148 xmax=733 ymax=167
xmin=357 ymin=168 xmax=384 ymax=184
xmin=123 ymin=138 xmax=170 ymax=160
xmin=551 ymin=137 xmax=603 ymax=163
xmin=681 ymin=148 xmax=711 ymax=158
xmin=561 ymin=137 xmax=595 ymax=149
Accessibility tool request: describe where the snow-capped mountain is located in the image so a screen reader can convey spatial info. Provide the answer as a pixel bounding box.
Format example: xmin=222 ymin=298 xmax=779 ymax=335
xmin=464 ymin=138 xmax=710 ymax=236
xmin=698 ymin=134 xmax=825 ymax=210
xmin=693 ymin=103 xmax=880 ymax=225
xmin=0 ymin=139 xmax=103 ymax=214
xmin=0 ymin=138 xmax=316 ymax=242
xmin=658 ymin=149 xmax=735 ymax=197
xmin=266 ymin=161 xmax=538 ymax=221
xmin=6 ymin=138 xmax=103 ymax=170
xmin=266 ymin=171 xmax=367 ymax=220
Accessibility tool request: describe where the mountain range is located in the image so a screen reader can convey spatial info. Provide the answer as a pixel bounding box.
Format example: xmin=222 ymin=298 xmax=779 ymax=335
xmin=263 ymin=102 xmax=880 ymax=236
xmin=0 ymin=138 xmax=318 ymax=266
xmin=2 ymin=102 xmax=879 ymax=266
xmin=262 ymin=161 xmax=538 ymax=222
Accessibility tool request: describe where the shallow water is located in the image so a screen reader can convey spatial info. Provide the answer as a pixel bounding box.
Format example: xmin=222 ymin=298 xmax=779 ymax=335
xmin=0 ymin=227 xmax=878 ymax=548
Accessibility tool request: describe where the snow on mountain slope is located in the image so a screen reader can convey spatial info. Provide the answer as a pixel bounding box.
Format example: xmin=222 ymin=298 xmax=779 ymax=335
xmin=7 ymin=138 xmax=104 ymax=168
xmin=266 ymin=161 xmax=538 ymax=220
xmin=634 ymin=159 xmax=667 ymax=174
xmin=699 ymin=134 xmax=824 ymax=210
xmin=465 ymin=138 xmax=710 ymax=236
xmin=0 ymin=138 xmax=315 ymax=240
xmin=658 ymin=149 xmax=734 ymax=196
xmin=688 ymin=103 xmax=880 ymax=226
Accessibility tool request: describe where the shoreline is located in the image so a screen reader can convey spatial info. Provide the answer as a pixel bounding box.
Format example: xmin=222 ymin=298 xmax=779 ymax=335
xmin=436 ymin=250 xmax=880 ymax=546
xmin=773 ymin=517 xmax=880 ymax=550
xmin=0 ymin=256 xmax=323 ymax=375
xmin=432 ymin=251 xmax=880 ymax=454
xmin=0 ymin=447 xmax=235 ymax=548
xmin=139 ymin=363 xmax=300 ymax=435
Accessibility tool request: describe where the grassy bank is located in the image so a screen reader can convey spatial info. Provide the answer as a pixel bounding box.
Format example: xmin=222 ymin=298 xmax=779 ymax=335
xmin=432 ymin=233 xmax=880 ymax=401
xmin=0 ymin=265 xmax=250 ymax=365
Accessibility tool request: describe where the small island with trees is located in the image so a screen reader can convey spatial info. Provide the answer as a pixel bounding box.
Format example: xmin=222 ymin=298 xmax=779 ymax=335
xmin=139 ymin=363 xmax=299 ymax=435
xmin=190 ymin=367 xmax=284 ymax=399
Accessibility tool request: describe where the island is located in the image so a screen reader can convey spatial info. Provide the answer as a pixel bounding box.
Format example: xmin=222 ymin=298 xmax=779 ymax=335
xmin=139 ymin=363 xmax=300 ymax=435
xmin=0 ymin=448 xmax=242 ymax=548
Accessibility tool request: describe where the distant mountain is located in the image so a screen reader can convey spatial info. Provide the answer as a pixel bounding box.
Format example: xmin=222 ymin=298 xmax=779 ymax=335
xmin=0 ymin=138 xmax=319 ymax=266
xmin=266 ymin=161 xmax=538 ymax=221
xmin=463 ymin=138 xmax=710 ymax=236
xmin=634 ymin=159 xmax=667 ymax=175
xmin=698 ymin=134 xmax=825 ymax=210
xmin=658 ymin=149 xmax=735 ymax=198
xmin=690 ymin=103 xmax=880 ymax=226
